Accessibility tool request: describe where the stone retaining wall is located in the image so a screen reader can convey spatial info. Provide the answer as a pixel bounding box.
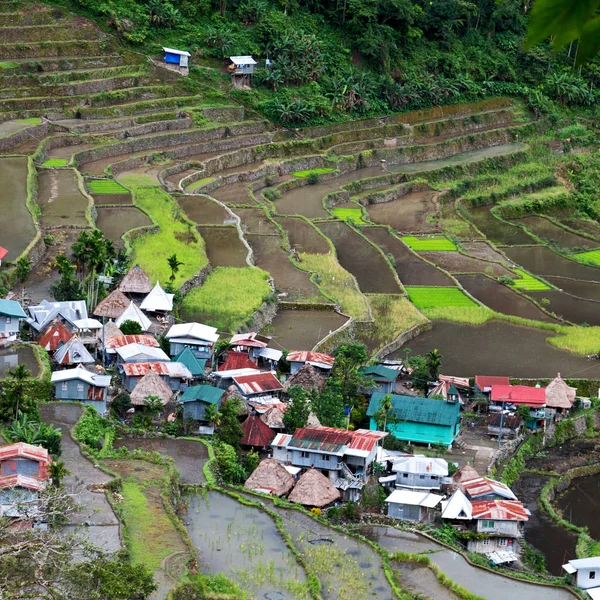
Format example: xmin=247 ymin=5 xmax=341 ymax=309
xmin=0 ymin=122 xmax=49 ymax=152
xmin=179 ymin=264 xmax=211 ymax=296
xmin=374 ymin=321 xmax=433 ymax=359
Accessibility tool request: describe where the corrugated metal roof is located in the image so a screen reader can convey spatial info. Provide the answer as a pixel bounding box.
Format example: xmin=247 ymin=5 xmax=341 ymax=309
xmin=471 ymin=500 xmax=528 ymax=521
xmin=163 ymin=47 xmax=191 ymax=56
xmin=121 ymin=361 xmax=192 ymax=378
xmin=233 ymin=372 xmax=283 ymax=395
xmin=220 ymin=351 xmax=257 ymax=372
xmin=358 ymin=365 xmax=399 ymax=383
xmin=115 ymin=344 xmax=170 ymax=362
xmin=289 ymin=427 xmax=351 ymax=454
xmin=230 ymin=332 xmax=269 ymax=348
xmin=491 ymin=384 xmax=546 ymax=406
xmin=167 ymin=322 xmax=219 ymax=344
xmin=173 ymin=347 xmax=206 ymax=377
xmin=230 ymin=55 xmax=257 ymax=65
xmin=475 ymin=376 xmax=510 ymax=390
xmin=51 ymin=365 xmax=110 ymax=387
xmin=367 ymin=393 xmax=460 ymax=427
xmin=106 ymin=334 xmax=159 ymax=350
xmin=391 ymin=455 xmax=448 ymax=476
xmin=0 ymin=299 xmax=26 ymax=319
xmin=0 ymin=474 xmax=44 ymax=491
xmin=241 ymin=415 xmax=275 ymax=447
xmin=462 ymin=476 xmax=516 ymax=500
xmin=272 ymin=433 xmax=292 ymax=447
xmin=39 ymin=322 xmax=72 ymax=352
xmin=258 ymin=347 xmax=283 ymax=362
xmin=287 ymin=351 xmax=334 ymax=367
xmin=386 ymin=489 xmax=443 ymax=508
xmin=180 ymin=385 xmax=225 ymax=405
xmin=0 ymin=442 xmax=50 ymax=465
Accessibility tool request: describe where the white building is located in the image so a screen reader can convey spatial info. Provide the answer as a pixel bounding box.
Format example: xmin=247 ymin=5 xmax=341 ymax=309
xmin=385 ymin=489 xmax=443 ymax=522
xmin=390 ymin=455 xmax=448 ymax=490
xmin=563 ymin=557 xmax=600 ymax=592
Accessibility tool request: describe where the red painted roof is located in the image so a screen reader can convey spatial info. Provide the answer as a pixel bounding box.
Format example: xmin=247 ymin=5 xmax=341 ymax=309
xmin=348 ymin=429 xmax=388 ymax=453
xmin=241 ymin=415 xmax=276 ymax=447
xmin=220 ymin=351 xmax=257 ymax=372
xmin=462 ymin=476 xmax=516 ymax=500
xmin=106 ymin=335 xmax=159 ymax=349
xmin=0 ymin=442 xmax=50 ymax=465
xmin=233 ymin=372 xmax=283 ymax=395
xmin=490 ymin=384 xmax=546 ymax=406
xmin=476 ymin=376 xmax=510 ymax=390
xmin=287 ymin=351 xmax=334 ymax=367
xmin=0 ymin=247 xmax=8 ymax=260
xmin=290 ymin=427 xmax=386 ymax=455
xmin=471 ymin=500 xmax=528 ymax=521
xmin=0 ymin=474 xmax=44 ymax=491
xmin=38 ymin=322 xmax=73 ymax=352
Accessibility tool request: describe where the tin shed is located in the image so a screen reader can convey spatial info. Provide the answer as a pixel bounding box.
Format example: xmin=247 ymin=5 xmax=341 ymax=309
xmin=163 ymin=47 xmax=191 ymax=67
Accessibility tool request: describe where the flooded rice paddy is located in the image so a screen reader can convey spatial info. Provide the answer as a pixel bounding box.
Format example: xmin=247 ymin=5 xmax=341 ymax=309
xmin=391 ymin=319 xmax=600 ymax=378
xmin=461 ymin=241 xmax=509 ymax=262
xmin=263 ymin=309 xmax=347 ymax=351
xmin=545 ymin=277 xmax=600 ymax=301
xmin=92 ymin=192 xmax=132 ymax=205
xmin=468 ymin=206 xmax=536 ymax=246
xmin=0 ymin=346 xmax=39 ymax=378
xmin=38 ymin=169 xmax=89 ymax=227
xmin=0 ymin=156 xmax=36 ymax=261
xmin=364 ymin=190 xmax=437 ymax=232
xmin=317 ymin=221 xmax=402 ymax=293
xmin=556 ymin=473 xmax=600 ymax=540
xmin=527 ymin=289 xmax=600 ymax=326
xmin=234 ymin=208 xmax=280 ymax=235
xmin=421 ymin=251 xmax=512 ymax=276
xmin=196 ymin=226 xmax=248 ymax=267
xmin=208 ymin=181 xmax=253 ymax=204
xmin=176 ymin=194 xmax=231 ymax=224
xmin=512 ymin=216 xmax=600 ymax=250
xmin=95 ymin=206 xmax=151 ymax=245
xmin=277 ymin=217 xmax=330 ymax=254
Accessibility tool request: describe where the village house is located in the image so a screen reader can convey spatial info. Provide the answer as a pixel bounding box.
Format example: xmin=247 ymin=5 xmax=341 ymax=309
xmin=486 ymin=414 xmax=521 ymax=439
xmin=114 ymin=343 xmax=170 ymax=364
xmin=115 ymin=301 xmax=151 ymax=332
xmin=140 ymin=281 xmax=174 ymax=314
xmin=241 ymin=414 xmax=276 ymax=449
xmin=26 ymin=299 xmax=88 ymax=333
xmin=118 ymin=265 xmax=153 ymax=296
xmin=104 ymin=334 xmax=159 ymax=359
xmin=490 ymin=384 xmax=547 ymax=429
xmin=219 ymin=350 xmax=257 ymax=372
xmin=388 ymin=455 xmax=449 ymax=490
xmin=287 ymin=467 xmax=340 ymax=507
xmin=129 ymin=369 xmax=174 ymax=413
xmin=53 ymin=335 xmax=95 ymax=366
xmin=0 ymin=246 xmax=7 ymax=267
xmin=257 ymin=347 xmax=282 ymax=371
xmin=163 ymin=47 xmax=191 ymax=69
xmin=286 ymin=351 xmax=334 ymax=375
xmin=474 ymin=376 xmax=510 ymax=397
xmin=562 ymin=558 xmax=600 ymax=591
xmin=367 ymin=393 xmax=461 ymax=447
xmin=212 ymin=367 xmax=261 ymax=389
xmin=0 ymin=299 xmax=26 ymax=344
xmin=0 ymin=442 xmax=51 ymax=480
xmin=38 ymin=321 xmax=72 ymax=353
xmin=93 ymin=289 xmax=130 ymax=322
xmin=229 ymin=332 xmax=270 ymax=361
xmin=244 ymin=459 xmax=295 ymax=497
xmin=358 ymin=365 xmax=399 ymax=395
xmin=545 ymin=373 xmax=577 ymax=417
xmin=51 ymin=365 xmax=111 ymax=412
xmin=166 ymin=322 xmax=219 ymax=362
xmin=429 ymin=376 xmax=470 ymax=404
xmin=179 ymin=384 xmax=225 ymax=421
xmin=172 ymin=347 xmax=207 ymax=379
xmin=232 ymin=371 xmax=283 ymax=400
xmin=120 ymin=361 xmax=192 ymax=392
xmin=385 ymin=489 xmax=443 ymax=523
xmin=457 ymin=473 xmax=517 ymax=501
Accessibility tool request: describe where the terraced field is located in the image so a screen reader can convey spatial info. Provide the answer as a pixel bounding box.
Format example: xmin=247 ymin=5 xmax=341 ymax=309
xmin=3 ymin=0 xmax=600 ymax=377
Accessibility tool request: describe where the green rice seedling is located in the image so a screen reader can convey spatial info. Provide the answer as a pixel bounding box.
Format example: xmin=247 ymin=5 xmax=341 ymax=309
xmin=512 ymin=268 xmax=550 ymax=291
xmin=87 ymin=179 xmax=128 ymax=194
xmin=16 ymin=117 xmax=42 ymax=124
xmin=573 ymin=249 xmax=600 ymax=267
xmin=330 ymin=207 xmax=367 ymax=224
xmin=41 ymin=158 xmax=68 ymax=167
xmin=291 ymin=168 xmax=335 ymax=178
xmin=402 ymin=236 xmax=457 ymax=251
xmin=405 ymin=286 xmax=477 ymax=308
xmin=186 ymin=177 xmax=215 ymax=191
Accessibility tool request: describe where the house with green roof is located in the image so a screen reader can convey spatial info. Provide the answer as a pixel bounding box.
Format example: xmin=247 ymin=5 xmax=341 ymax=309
xmin=173 ymin=347 xmax=207 ymax=379
xmin=0 ymin=299 xmax=26 ymax=343
xmin=179 ymin=385 xmax=225 ymax=421
xmin=358 ymin=365 xmax=399 ymax=395
xmin=367 ymin=392 xmax=461 ymax=447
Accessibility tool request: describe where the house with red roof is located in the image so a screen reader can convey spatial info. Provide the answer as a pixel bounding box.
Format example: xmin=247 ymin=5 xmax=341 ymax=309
xmin=241 ymin=414 xmax=276 ymax=449
xmin=219 ymin=350 xmax=257 ymax=372
xmin=232 ymin=372 xmax=283 ymax=399
xmin=39 ymin=321 xmax=73 ymax=352
xmin=490 ymin=383 xmax=547 ymax=430
xmin=287 ymin=351 xmax=334 ymax=375
xmin=474 ymin=376 xmax=510 ymax=394
xmin=0 ymin=245 xmax=8 ymax=266
xmin=229 ymin=332 xmax=269 ymax=360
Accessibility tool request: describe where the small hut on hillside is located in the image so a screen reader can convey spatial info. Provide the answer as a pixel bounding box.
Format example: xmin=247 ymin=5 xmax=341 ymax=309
xmin=116 ymin=301 xmax=151 ymax=332
xmin=118 ymin=265 xmax=153 ymax=295
xmin=288 ymin=468 xmax=340 ymax=507
xmin=546 ymin=373 xmax=577 ymax=416
xmin=260 ymin=406 xmax=285 ymax=430
xmin=103 ymin=320 xmax=123 ymax=340
xmin=94 ymin=290 xmax=130 ymax=320
xmin=140 ymin=281 xmax=174 ymax=313
xmin=452 ymin=465 xmax=479 ymax=485
xmin=54 ymin=335 xmax=94 ymax=365
xmin=130 ymin=368 xmax=174 ymax=407
xmin=283 ymin=364 xmax=327 ymax=394
xmin=241 ymin=414 xmax=275 ymax=448
xmin=244 ymin=459 xmax=295 ymax=497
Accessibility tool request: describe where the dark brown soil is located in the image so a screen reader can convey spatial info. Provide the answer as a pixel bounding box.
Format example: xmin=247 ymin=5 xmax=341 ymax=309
xmin=197 ymin=225 xmax=248 ymax=267
xmin=461 ymin=241 xmax=509 ymax=263
xmin=277 ymin=216 xmax=330 ymax=254
xmin=177 ymin=194 xmax=230 ymax=224
xmin=421 ymin=251 xmax=512 ymax=276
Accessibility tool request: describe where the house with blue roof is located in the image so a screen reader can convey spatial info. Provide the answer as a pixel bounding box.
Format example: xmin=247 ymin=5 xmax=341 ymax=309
xmin=179 ymin=385 xmax=225 ymax=421
xmin=367 ymin=393 xmax=461 ymax=447
xmin=172 ymin=347 xmax=206 ymax=379
xmin=0 ymin=299 xmax=26 ymax=343
xmin=358 ymin=365 xmax=399 ymax=395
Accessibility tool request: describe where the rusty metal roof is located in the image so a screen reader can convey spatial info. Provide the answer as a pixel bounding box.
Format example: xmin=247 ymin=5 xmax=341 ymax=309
xmin=220 ymin=351 xmax=257 ymax=372
xmin=287 ymin=351 xmax=334 ymax=367
xmin=471 ymin=500 xmax=528 ymax=521
xmin=0 ymin=474 xmax=45 ymax=491
xmin=462 ymin=476 xmax=516 ymax=500
xmin=289 ymin=427 xmax=352 ymax=454
xmin=121 ymin=361 xmax=192 ymax=378
xmin=0 ymin=442 xmax=50 ymax=465
xmin=39 ymin=322 xmax=72 ymax=352
xmin=233 ymin=372 xmax=283 ymax=395
xmin=241 ymin=415 xmax=275 ymax=447
xmin=105 ymin=335 xmax=159 ymax=349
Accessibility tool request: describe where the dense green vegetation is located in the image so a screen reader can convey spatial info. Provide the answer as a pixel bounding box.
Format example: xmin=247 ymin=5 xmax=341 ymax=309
xmin=512 ymin=268 xmax=550 ymax=291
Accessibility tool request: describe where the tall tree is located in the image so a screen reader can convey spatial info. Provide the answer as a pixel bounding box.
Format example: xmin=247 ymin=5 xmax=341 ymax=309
xmin=216 ymin=398 xmax=244 ymax=450
xmin=167 ymin=253 xmax=184 ymax=283
xmin=310 ymin=381 xmax=346 ymax=428
xmin=426 ymin=349 xmax=442 ymax=381
xmin=283 ymin=385 xmax=310 ymax=432
xmin=331 ymin=342 xmax=371 ymax=402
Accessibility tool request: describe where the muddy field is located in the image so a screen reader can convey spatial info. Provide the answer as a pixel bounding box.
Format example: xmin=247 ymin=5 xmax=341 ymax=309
xmin=234 ymin=207 xmax=280 ymax=235
xmin=467 ymin=205 xmax=536 ymax=246
xmin=277 ymin=216 xmax=330 ymax=254
xmin=177 ymin=194 xmax=230 ymax=224
xmin=38 ymin=169 xmax=89 ymax=228
xmin=461 ymin=241 xmax=509 ymax=262
xmin=96 ymin=206 xmax=151 ymax=246
xmin=197 ymin=226 xmax=248 ymax=267
xmin=208 ymin=181 xmax=252 ymax=204
xmin=513 ymin=216 xmax=600 ymax=250
xmin=364 ymin=190 xmax=437 ymax=232
xmin=527 ymin=289 xmax=600 ymax=326
xmin=421 ymin=251 xmax=512 ymax=276
xmin=546 ymin=277 xmax=600 ymax=301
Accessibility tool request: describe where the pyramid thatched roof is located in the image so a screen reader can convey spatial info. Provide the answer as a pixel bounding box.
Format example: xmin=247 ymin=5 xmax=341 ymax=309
xmin=260 ymin=406 xmax=285 ymax=429
xmin=452 ymin=465 xmax=479 ymax=484
xmin=244 ymin=459 xmax=295 ymax=497
xmin=130 ymin=368 xmax=173 ymax=406
xmin=94 ymin=290 xmax=130 ymax=319
xmin=284 ymin=364 xmax=327 ymax=393
xmin=103 ymin=320 xmax=123 ymax=340
xmin=288 ymin=468 xmax=340 ymax=507
xmin=546 ymin=373 xmax=577 ymax=410
xmin=118 ymin=265 xmax=153 ymax=294
xmin=307 ymin=412 xmax=322 ymax=427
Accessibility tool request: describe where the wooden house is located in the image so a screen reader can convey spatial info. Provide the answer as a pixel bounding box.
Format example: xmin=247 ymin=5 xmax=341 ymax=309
xmin=545 ymin=373 xmax=577 ymax=416
xmin=219 ymin=350 xmax=257 ymax=372
xmin=166 ymin=322 xmax=219 ymax=361
xmin=0 ymin=442 xmax=51 ymax=480
xmin=114 ymin=343 xmax=170 ymax=364
xmin=244 ymin=459 xmax=295 ymax=497
xmin=385 ymin=489 xmax=442 ymax=522
xmin=172 ymin=346 xmax=207 ymax=379
xmin=94 ymin=290 xmax=130 ymax=321
xmin=367 ymin=393 xmax=461 ymax=447
xmin=286 ymin=351 xmax=334 ymax=375
xmin=0 ymin=299 xmax=26 ymax=343
xmin=162 ymin=47 xmax=190 ymax=68
xmin=389 ymin=455 xmax=448 ymax=490
xmin=180 ymin=384 xmax=225 ymax=421
xmin=39 ymin=320 xmax=73 ymax=353
xmin=228 ymin=55 xmax=256 ymax=87
xmin=283 ymin=364 xmax=326 ymax=394
xmin=486 ymin=414 xmax=520 ymax=439
xmin=358 ymin=365 xmax=399 ymax=395
xmin=120 ymin=361 xmax=192 ymax=392
xmin=288 ymin=467 xmax=340 ymax=508
xmin=563 ymin=558 xmax=600 ymax=591
xmin=232 ymin=371 xmax=283 ymax=400
xmin=51 ymin=365 xmax=111 ymax=412
xmin=257 ymin=347 xmax=282 ymax=371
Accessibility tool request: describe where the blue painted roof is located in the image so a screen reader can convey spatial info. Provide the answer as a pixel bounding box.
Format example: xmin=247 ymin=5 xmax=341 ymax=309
xmin=367 ymin=393 xmax=460 ymax=427
xmin=173 ymin=347 xmax=206 ymax=377
xmin=0 ymin=299 xmax=26 ymax=319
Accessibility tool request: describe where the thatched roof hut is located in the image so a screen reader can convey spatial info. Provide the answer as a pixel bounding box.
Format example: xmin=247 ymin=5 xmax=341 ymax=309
xmin=288 ymin=467 xmax=340 ymax=507
xmin=452 ymin=465 xmax=479 ymax=485
xmin=118 ymin=265 xmax=153 ymax=295
xmin=546 ymin=373 xmax=577 ymax=410
xmin=130 ymin=368 xmax=173 ymax=406
xmin=94 ymin=290 xmax=130 ymax=319
xmin=307 ymin=412 xmax=322 ymax=427
xmin=284 ymin=364 xmax=327 ymax=394
xmin=244 ymin=459 xmax=295 ymax=497
xmin=260 ymin=406 xmax=285 ymax=429
xmin=103 ymin=320 xmax=123 ymax=340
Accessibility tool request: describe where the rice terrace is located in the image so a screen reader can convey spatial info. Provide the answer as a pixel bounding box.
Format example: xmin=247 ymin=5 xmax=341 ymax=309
xmin=4 ymin=0 xmax=600 ymax=597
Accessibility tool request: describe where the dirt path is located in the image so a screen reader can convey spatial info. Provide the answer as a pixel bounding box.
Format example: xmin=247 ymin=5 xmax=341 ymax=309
xmin=39 ymin=402 xmax=121 ymax=552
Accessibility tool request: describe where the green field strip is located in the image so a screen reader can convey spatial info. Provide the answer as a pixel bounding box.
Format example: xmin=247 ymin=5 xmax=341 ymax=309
xmin=292 ymin=168 xmax=336 ymax=177
xmin=185 ymin=177 xmax=215 ymax=192
xmin=402 ymin=235 xmax=457 ymax=251
xmin=573 ymin=249 xmax=600 ymax=266
xmin=330 ymin=207 xmax=368 ymax=224
xmin=42 ymin=158 xmax=68 ymax=167
xmin=405 ymin=286 xmax=477 ymax=308
xmin=16 ymin=117 xmax=41 ymax=124
xmin=512 ymin=268 xmax=550 ymax=291
xmin=87 ymin=179 xmax=128 ymax=194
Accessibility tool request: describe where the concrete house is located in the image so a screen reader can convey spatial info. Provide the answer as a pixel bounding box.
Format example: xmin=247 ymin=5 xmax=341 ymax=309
xmin=180 ymin=385 xmax=225 ymax=421
xmin=0 ymin=442 xmax=51 ymax=480
xmin=166 ymin=322 xmax=219 ymax=361
xmin=120 ymin=361 xmax=192 ymax=392
xmin=563 ymin=557 xmax=600 ymax=591
xmin=358 ymin=365 xmax=399 ymax=395
xmin=51 ymin=365 xmax=111 ymax=412
xmin=390 ymin=455 xmax=448 ymax=490
xmin=26 ymin=299 xmax=88 ymax=333
xmin=287 ymin=351 xmax=334 ymax=375
xmin=0 ymin=299 xmax=26 ymax=343
xmin=385 ymin=489 xmax=443 ymax=523
xmin=367 ymin=393 xmax=461 ymax=447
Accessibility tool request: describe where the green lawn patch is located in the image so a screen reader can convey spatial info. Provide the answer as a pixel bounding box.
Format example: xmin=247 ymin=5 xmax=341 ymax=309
xmin=186 ymin=177 xmax=215 ymax=192
xmin=292 ymin=168 xmax=336 ymax=178
xmin=17 ymin=117 xmax=42 ymax=124
xmin=402 ymin=236 xmax=457 ymax=251
xmin=573 ymin=249 xmax=600 ymax=266
xmin=42 ymin=158 xmax=68 ymax=167
xmin=117 ymin=173 xmax=157 ymax=187
xmin=130 ymin=185 xmax=207 ymax=287
xmin=87 ymin=179 xmax=128 ymax=194
xmin=181 ymin=266 xmax=271 ymax=332
xmin=406 ymin=286 xmax=477 ymax=308
xmin=512 ymin=268 xmax=550 ymax=291
xmin=330 ymin=207 xmax=368 ymax=224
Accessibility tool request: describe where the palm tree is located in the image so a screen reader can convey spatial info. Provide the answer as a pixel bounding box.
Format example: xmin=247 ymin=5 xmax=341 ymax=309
xmin=204 ymin=404 xmax=220 ymax=427
xmin=167 ymin=254 xmax=184 ymax=283
xmin=427 ymin=349 xmax=442 ymax=381
xmin=48 ymin=460 xmax=70 ymax=487
xmin=6 ymin=365 xmax=31 ymax=418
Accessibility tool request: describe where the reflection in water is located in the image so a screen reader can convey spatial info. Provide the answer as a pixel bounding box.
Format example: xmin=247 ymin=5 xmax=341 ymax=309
xmin=0 ymin=347 xmax=39 ymax=378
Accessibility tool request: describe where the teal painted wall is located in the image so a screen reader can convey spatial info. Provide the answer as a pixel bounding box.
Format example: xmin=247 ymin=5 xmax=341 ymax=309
xmin=369 ymin=418 xmax=460 ymax=446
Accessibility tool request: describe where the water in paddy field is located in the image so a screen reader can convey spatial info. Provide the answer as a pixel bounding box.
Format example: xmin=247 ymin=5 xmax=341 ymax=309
xmin=0 ymin=156 xmax=36 ymax=261
xmin=364 ymin=189 xmax=437 ymax=232
xmin=96 ymin=206 xmax=151 ymax=247
xmin=196 ymin=226 xmax=249 ymax=267
xmin=556 ymin=473 xmax=600 ymax=540
xmin=0 ymin=346 xmax=39 ymax=378
xmin=38 ymin=169 xmax=88 ymax=228
xmin=177 ymin=194 xmax=231 ymax=224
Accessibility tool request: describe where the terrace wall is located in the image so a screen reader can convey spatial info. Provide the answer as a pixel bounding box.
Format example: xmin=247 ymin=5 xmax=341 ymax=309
xmin=0 ymin=122 xmax=49 ymax=152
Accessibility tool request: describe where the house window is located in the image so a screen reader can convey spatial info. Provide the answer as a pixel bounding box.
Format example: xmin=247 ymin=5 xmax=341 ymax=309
xmin=61 ymin=382 xmax=68 ymax=392
xmin=481 ymin=520 xmax=495 ymax=529
xmin=498 ymin=538 xmax=507 ymax=547
xmin=482 ymin=539 xmax=490 ymax=546
xmin=431 ymin=476 xmax=438 ymax=480
xmin=403 ymin=473 xmax=409 ymax=478
xmin=5 ymin=317 xmax=11 ymax=324
xmin=301 ymin=451 xmax=309 ymax=459
xmin=591 ymin=572 xmax=596 ymax=580
xmin=419 ymin=475 xmax=425 ymax=479
xmin=77 ymin=383 xmax=84 ymax=392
